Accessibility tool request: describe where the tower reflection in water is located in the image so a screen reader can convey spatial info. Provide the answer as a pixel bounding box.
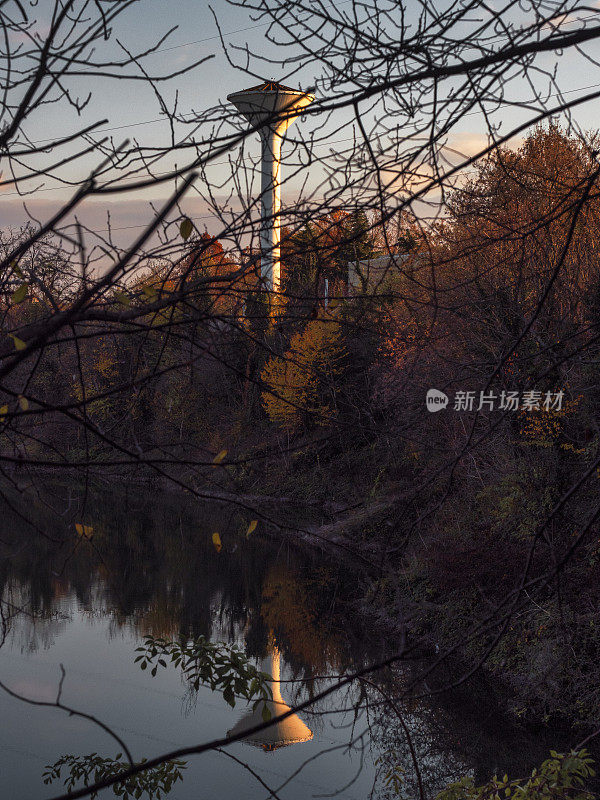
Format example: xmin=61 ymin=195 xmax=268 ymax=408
xmin=227 ymin=640 xmax=313 ymax=752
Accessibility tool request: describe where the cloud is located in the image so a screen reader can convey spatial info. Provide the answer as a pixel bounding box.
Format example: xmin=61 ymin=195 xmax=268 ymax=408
xmin=0 ymin=193 xmax=257 ymax=280
xmin=443 ymin=132 xmax=491 ymax=160
xmin=0 ymin=193 xmax=242 ymax=248
xmin=374 ymin=131 xmax=526 ymax=210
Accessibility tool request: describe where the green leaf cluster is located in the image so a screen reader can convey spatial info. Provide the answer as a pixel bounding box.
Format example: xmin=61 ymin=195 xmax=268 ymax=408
xmin=134 ymin=634 xmax=273 ymax=711
xmin=43 ymin=753 xmax=186 ymax=799
xmin=436 ymin=750 xmax=595 ymax=800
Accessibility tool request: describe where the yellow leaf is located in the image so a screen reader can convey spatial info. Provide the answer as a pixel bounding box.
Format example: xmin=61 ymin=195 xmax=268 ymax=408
xmin=213 ymin=449 xmax=227 ymax=464
xmin=75 ymin=523 xmax=93 ymax=539
xmin=246 ymin=520 xmax=258 ymax=538
xmin=18 ymin=395 xmax=28 ymax=411
xmin=212 ymin=532 xmax=222 ymax=553
xmin=114 ymin=291 xmax=130 ymax=306
xmin=0 ymin=404 xmax=7 ymax=417
xmin=11 ymin=283 xmax=28 ymax=304
xmin=9 ymin=334 xmax=26 ymax=351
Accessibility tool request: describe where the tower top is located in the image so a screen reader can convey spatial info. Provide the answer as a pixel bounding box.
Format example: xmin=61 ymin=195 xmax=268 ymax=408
xmin=239 ymin=80 xmax=299 ymax=93
xmin=231 ymin=80 xmax=307 ymax=94
xmin=227 ymin=81 xmax=314 ymax=129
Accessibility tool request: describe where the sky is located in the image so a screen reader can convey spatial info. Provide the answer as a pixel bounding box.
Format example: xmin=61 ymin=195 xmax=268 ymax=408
xmin=2 ymin=0 xmax=600 ymax=258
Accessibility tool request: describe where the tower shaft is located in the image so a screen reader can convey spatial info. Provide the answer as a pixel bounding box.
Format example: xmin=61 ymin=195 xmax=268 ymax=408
xmin=260 ymin=130 xmax=282 ymax=292
xmin=227 ymin=81 xmax=314 ymax=294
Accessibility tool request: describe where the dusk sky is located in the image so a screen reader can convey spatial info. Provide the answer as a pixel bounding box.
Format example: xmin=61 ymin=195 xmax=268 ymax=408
xmin=3 ymin=0 xmax=600 ymax=252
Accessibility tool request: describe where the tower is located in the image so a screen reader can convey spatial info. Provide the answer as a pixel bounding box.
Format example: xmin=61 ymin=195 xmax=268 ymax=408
xmin=227 ymin=81 xmax=314 ymax=293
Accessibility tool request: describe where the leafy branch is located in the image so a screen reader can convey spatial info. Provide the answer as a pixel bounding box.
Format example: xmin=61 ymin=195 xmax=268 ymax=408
xmin=43 ymin=754 xmax=186 ymax=800
xmin=436 ymin=750 xmax=595 ymax=800
xmin=134 ymin=635 xmax=273 ymax=715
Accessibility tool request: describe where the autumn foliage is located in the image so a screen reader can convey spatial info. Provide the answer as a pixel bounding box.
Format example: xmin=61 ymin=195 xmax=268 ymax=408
xmin=260 ymin=311 xmax=347 ymax=432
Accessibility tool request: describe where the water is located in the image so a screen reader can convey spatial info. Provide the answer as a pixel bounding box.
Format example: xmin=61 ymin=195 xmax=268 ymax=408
xmin=0 ymin=481 xmax=573 ymax=799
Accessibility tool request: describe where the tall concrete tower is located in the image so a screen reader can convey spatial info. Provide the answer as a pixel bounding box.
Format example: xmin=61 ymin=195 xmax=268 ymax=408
xmin=227 ymin=81 xmax=314 ymax=293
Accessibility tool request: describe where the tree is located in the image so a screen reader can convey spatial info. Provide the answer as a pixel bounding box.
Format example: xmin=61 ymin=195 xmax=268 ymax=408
xmin=261 ymin=310 xmax=347 ymax=432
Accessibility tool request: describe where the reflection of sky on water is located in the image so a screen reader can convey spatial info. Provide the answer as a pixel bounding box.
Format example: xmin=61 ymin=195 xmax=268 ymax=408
xmin=0 ymin=581 xmax=469 ymax=799
xmin=0 ymin=593 xmax=377 ymax=799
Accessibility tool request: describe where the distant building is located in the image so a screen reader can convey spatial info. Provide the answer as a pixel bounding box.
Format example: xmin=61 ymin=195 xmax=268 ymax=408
xmin=348 ymin=252 xmax=412 ymax=295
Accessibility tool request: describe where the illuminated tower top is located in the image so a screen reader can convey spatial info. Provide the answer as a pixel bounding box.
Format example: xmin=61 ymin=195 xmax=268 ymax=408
xmin=227 ymin=81 xmax=314 ymax=133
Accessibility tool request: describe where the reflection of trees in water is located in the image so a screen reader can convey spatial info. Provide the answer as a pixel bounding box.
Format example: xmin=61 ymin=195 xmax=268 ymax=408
xmin=260 ymin=563 xmax=346 ymax=675
xmin=409 ymin=667 xmax=578 ymax=788
xmin=364 ymin=659 xmax=580 ymax=799
xmin=0 ymin=484 xmax=366 ymax=681
xmin=369 ymin=697 xmax=469 ymax=799
xmin=8 ymin=614 xmax=70 ymax=655
xmin=0 ymin=580 xmax=70 ymax=654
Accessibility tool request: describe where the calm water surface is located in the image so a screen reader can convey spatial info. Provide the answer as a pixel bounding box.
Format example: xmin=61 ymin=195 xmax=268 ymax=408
xmin=0 ymin=483 xmax=568 ymax=799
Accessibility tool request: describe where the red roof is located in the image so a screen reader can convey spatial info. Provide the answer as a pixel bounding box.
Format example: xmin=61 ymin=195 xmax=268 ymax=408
xmin=240 ymin=81 xmax=298 ymax=93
